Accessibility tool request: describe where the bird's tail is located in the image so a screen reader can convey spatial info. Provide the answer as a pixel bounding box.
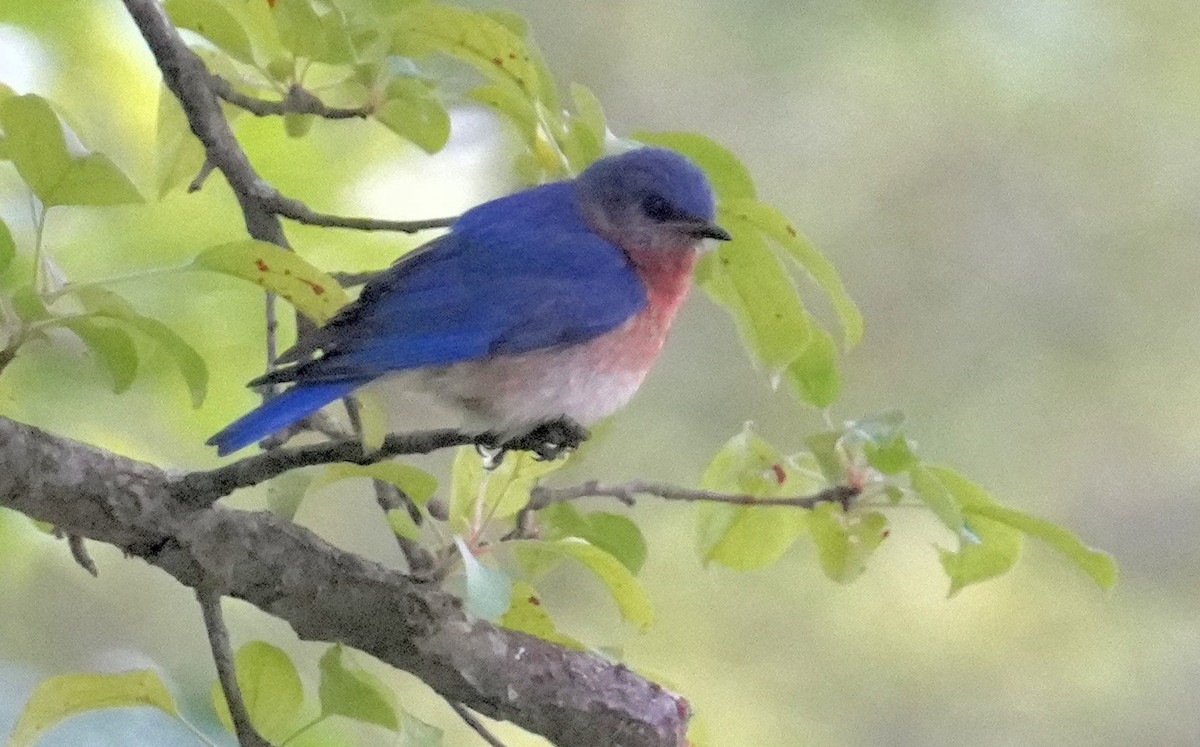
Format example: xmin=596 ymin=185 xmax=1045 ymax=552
xmin=207 ymin=380 xmax=362 ymax=456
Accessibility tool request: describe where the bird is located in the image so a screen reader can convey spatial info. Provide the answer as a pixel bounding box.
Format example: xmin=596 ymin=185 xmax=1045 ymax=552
xmin=207 ymin=147 xmax=731 ymax=456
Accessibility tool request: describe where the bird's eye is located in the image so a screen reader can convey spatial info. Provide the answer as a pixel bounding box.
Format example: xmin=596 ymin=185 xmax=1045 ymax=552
xmin=640 ymin=193 xmax=679 ymax=222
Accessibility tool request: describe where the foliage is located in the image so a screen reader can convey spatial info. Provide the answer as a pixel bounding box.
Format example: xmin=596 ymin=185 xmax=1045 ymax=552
xmin=0 ymin=0 xmax=1114 ymax=744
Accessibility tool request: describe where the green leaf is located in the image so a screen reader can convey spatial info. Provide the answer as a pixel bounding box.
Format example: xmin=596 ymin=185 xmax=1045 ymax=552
xmin=155 ymin=85 xmax=206 ymax=198
xmin=455 ymin=536 xmax=512 ymax=621
xmin=499 ymin=580 xmax=584 ymax=649
xmin=9 ymin=670 xmax=178 ymax=747
xmin=395 ymin=4 xmax=540 ymax=98
xmin=803 ymin=431 xmax=845 ymax=484
xmin=165 ymin=0 xmax=256 ymax=63
xmin=0 ymin=95 xmax=142 ymax=208
xmin=723 ymin=198 xmax=863 ymax=347
xmin=697 ymin=427 xmax=824 ymax=569
xmin=211 ymin=641 xmax=304 ymax=743
xmin=60 ymin=319 xmax=139 ymax=394
xmin=698 ymin=504 xmax=808 ymax=571
xmin=569 ymin=82 xmax=607 ymax=142
xmin=784 ymin=326 xmax=841 ymax=407
xmin=514 ymin=538 xmax=653 ymax=629
xmin=191 ymin=239 xmax=350 ymax=323
xmin=0 ymin=218 xmax=14 ymax=274
xmin=318 ymin=644 xmax=398 ymax=731
xmin=375 ymin=78 xmax=451 ymax=154
xmin=11 ymin=285 xmax=49 ymax=323
xmin=701 ymin=423 xmax=822 ymax=496
xmin=539 ymin=503 xmax=648 ymax=574
xmin=310 ymin=462 xmax=438 ymax=504
xmin=386 ymin=508 xmax=421 ymax=540
xmin=397 ymin=713 xmax=443 ymax=747
xmin=68 ymin=287 xmax=208 ymax=407
xmin=696 ymin=227 xmax=811 ymax=380
xmin=448 ymin=447 xmax=567 ymax=531
xmin=468 ymin=82 xmax=537 ymax=143
xmin=283 ymin=112 xmax=316 ymax=138
xmin=937 ymin=517 xmax=1022 ymax=596
xmin=351 ymin=388 xmax=388 ymax=454
xmin=909 ymin=464 xmax=965 ymax=533
xmin=930 ymin=466 xmax=1117 ymax=590
xmin=863 ymin=433 xmax=917 ymax=475
xmin=808 ymin=503 xmax=888 ymax=583
xmin=846 ymin=410 xmax=905 ymax=445
xmin=267 ymin=469 xmax=314 ymax=521
xmin=274 ymin=0 xmax=330 ymax=62
xmin=630 ymin=130 xmax=756 ymax=200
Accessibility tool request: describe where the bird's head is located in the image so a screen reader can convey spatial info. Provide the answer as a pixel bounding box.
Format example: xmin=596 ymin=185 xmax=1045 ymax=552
xmin=574 ymin=147 xmax=731 ymax=251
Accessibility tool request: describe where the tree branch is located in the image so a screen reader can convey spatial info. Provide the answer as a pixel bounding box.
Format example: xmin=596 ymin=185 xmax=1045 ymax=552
xmin=197 ymin=584 xmax=270 ymax=747
xmin=528 ymin=480 xmax=859 ymax=512
xmin=171 ymin=429 xmax=478 ymax=508
xmin=211 ymin=76 xmax=372 ymax=120
xmin=0 ymin=415 xmax=689 ymax=747
xmin=264 ymin=192 xmax=456 ymax=233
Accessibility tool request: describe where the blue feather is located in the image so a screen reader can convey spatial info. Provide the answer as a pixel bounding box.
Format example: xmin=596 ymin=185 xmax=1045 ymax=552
xmin=206 ymin=380 xmax=362 ymax=456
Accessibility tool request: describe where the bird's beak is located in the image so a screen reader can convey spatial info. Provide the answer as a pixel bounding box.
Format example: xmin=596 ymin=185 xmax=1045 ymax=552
xmin=685 ymin=220 xmax=732 ymax=242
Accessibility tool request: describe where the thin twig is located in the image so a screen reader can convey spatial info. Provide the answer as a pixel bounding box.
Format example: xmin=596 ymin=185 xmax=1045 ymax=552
xmin=171 ymin=429 xmax=478 ymax=507
xmin=450 ymin=701 xmax=508 ymax=747
xmin=196 ymin=584 xmax=270 ymax=747
xmin=187 ymin=157 xmax=215 ymax=192
xmin=265 ymin=192 xmax=456 ymax=233
xmin=67 ymin=533 xmax=98 ymax=576
xmin=527 ymin=480 xmax=859 ymax=512
xmin=211 ymin=76 xmax=372 ymax=119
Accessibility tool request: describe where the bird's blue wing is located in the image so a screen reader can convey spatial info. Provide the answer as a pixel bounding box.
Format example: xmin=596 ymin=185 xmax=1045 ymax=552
xmin=267 ymin=184 xmax=646 ymax=385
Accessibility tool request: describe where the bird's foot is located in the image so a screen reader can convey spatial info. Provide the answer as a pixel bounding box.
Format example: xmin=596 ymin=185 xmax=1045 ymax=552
xmin=477 ymin=417 xmax=591 ymax=465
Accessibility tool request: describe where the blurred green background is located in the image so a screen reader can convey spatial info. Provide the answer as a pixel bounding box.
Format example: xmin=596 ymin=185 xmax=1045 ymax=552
xmin=1 ymin=1 xmax=1196 ymax=745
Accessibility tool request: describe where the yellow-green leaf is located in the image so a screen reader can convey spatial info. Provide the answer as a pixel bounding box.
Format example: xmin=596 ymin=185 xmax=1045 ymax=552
xmin=376 ymin=78 xmax=451 ymax=154
xmin=0 ymin=94 xmax=142 ymax=208
xmin=500 ymin=580 xmax=585 ymax=649
xmin=514 ymin=538 xmax=653 ymax=629
xmin=165 ymin=0 xmax=255 ymax=63
xmin=395 ymin=4 xmax=539 ymax=98
xmin=808 ymin=504 xmax=888 ymax=583
xmin=630 ymin=130 xmax=756 ymax=200
xmin=60 ymin=318 xmax=139 ymax=394
xmin=66 ymin=286 xmax=208 ymax=407
xmin=0 ymin=217 xmax=15 ymax=275
xmin=722 ymin=198 xmax=863 ymax=347
xmin=318 ymin=645 xmax=398 ymax=731
xmin=909 ymin=464 xmax=965 ymax=533
xmin=192 ymin=240 xmax=350 ymax=323
xmin=211 ymin=641 xmax=304 ymax=743
xmin=784 ymin=326 xmax=841 ymax=407
xmin=449 ymin=447 xmax=567 ymax=530
xmin=697 ymin=225 xmax=811 ymax=380
xmin=930 ymin=466 xmax=1117 ymax=590
xmin=9 ymin=670 xmax=178 ymax=747
xmin=309 ymin=462 xmax=438 ymax=504
xmin=155 ymin=85 xmax=206 ymax=198
xmin=540 ymin=502 xmax=648 ymax=574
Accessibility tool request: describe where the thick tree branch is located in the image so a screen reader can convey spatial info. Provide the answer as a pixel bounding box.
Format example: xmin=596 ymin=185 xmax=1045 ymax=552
xmin=0 ymin=415 xmax=689 ymax=747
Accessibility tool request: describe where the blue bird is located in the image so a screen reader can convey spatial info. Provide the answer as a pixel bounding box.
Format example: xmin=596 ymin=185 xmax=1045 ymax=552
xmin=208 ymin=147 xmax=730 ymax=456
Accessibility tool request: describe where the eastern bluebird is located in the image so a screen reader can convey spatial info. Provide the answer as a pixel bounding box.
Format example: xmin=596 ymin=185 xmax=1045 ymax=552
xmin=207 ymin=147 xmax=730 ymax=456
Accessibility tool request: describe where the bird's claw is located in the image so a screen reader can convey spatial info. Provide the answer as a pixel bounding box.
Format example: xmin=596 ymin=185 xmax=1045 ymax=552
xmin=478 ymin=418 xmax=591 ymax=465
